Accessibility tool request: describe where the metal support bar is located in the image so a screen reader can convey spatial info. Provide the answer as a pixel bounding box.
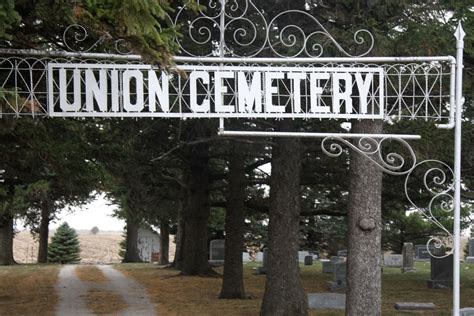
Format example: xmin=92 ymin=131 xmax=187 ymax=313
xmin=174 ymin=55 xmax=455 ymax=64
xmin=452 ymin=22 xmax=465 ymax=316
xmin=0 ymin=48 xmax=454 ymax=64
xmin=0 ymin=48 xmax=142 ymax=60
xmin=218 ymin=130 xmax=421 ymax=140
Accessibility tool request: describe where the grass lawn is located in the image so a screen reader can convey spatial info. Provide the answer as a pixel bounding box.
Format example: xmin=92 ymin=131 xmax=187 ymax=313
xmin=118 ymin=261 xmax=474 ymax=316
xmin=0 ymin=264 xmax=59 ymax=316
xmin=0 ymin=262 xmax=473 ymax=315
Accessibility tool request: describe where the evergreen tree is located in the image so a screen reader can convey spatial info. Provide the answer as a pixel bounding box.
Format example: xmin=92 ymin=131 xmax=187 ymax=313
xmin=47 ymin=222 xmax=81 ymax=264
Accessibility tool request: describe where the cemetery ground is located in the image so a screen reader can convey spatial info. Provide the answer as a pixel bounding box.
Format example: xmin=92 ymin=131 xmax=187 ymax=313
xmin=1 ymin=262 xmax=474 ymax=315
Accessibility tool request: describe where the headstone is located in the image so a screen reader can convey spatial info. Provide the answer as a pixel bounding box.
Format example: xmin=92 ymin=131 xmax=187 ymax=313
xmin=242 ymin=252 xmax=250 ymax=262
xmin=337 ymin=250 xmax=347 ymax=257
xmin=322 ymin=256 xmax=345 ymax=274
xmin=466 ymin=227 xmax=474 ymax=263
xmin=254 ymin=248 xmax=268 ymax=275
xmin=255 ymin=251 xmax=264 ymax=262
xmin=394 ymin=302 xmax=436 ymax=310
xmin=460 ymin=307 xmax=474 ymax=316
xmin=309 ymin=250 xmax=320 ymax=260
xmin=329 ymin=261 xmax=346 ymax=291
xmin=384 ymin=254 xmax=403 ymax=267
xmin=415 ymin=244 xmax=435 ymax=261
xmin=209 ymin=239 xmax=225 ymax=265
xmin=304 ymin=255 xmax=313 ymax=266
xmin=263 ymin=247 xmax=268 ymax=268
xmin=427 ymin=253 xmax=453 ymax=289
xmin=298 ymin=251 xmax=310 ymax=262
xmin=308 ymin=293 xmax=345 ymax=310
xmin=402 ymin=243 xmax=416 ymax=273
xmin=321 ymin=259 xmax=333 ymax=274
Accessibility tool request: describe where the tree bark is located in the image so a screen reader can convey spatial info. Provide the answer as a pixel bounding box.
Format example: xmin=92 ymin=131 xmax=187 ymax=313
xmin=173 ymin=203 xmax=185 ymax=269
xmin=180 ymin=140 xmax=213 ymax=275
xmin=123 ymin=218 xmax=142 ymax=263
xmin=346 ymin=120 xmax=383 ymax=315
xmin=159 ymin=220 xmax=170 ymax=265
xmin=37 ymin=204 xmax=50 ymax=263
xmin=0 ymin=213 xmax=15 ymax=265
xmin=220 ymin=143 xmax=247 ymax=299
xmin=261 ymin=122 xmax=308 ymax=316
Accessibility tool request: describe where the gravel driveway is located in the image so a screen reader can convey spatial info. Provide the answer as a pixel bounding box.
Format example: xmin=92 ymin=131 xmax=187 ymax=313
xmin=55 ymin=265 xmax=156 ymax=315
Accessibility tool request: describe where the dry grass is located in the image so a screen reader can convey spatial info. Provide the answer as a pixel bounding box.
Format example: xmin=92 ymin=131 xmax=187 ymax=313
xmin=13 ymin=230 xmax=124 ymax=264
xmin=75 ymin=265 xmax=109 ymax=283
xmin=118 ymin=262 xmax=474 ymax=316
xmin=0 ymin=265 xmax=59 ymax=316
xmin=81 ymin=288 xmax=128 ymax=314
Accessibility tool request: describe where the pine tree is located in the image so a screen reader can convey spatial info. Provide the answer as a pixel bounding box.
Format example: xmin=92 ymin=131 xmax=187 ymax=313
xmin=47 ymin=222 xmax=81 ymax=264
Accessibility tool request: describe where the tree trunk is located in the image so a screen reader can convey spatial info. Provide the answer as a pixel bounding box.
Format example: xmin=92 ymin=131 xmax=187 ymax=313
xmin=123 ymin=218 xmax=142 ymax=263
xmin=261 ymin=121 xmax=308 ymax=315
xmin=0 ymin=213 xmax=15 ymax=265
xmin=159 ymin=220 xmax=170 ymax=265
xmin=346 ymin=120 xmax=383 ymax=315
xmin=220 ymin=143 xmax=247 ymax=299
xmin=173 ymin=203 xmax=185 ymax=269
xmin=37 ymin=205 xmax=50 ymax=263
xmin=180 ymin=140 xmax=213 ymax=275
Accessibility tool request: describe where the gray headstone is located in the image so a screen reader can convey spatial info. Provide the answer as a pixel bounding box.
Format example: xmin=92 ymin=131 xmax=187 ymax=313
xmin=394 ymin=302 xmax=436 ymax=310
xmin=321 ymin=259 xmax=333 ymax=274
xmin=460 ymin=307 xmax=474 ymax=316
xmin=304 ymin=255 xmax=313 ymax=266
xmin=298 ymin=251 xmax=310 ymax=262
xmin=469 ymin=238 xmax=474 ymax=257
xmin=329 ymin=261 xmax=346 ymax=291
xmin=263 ymin=247 xmax=268 ymax=268
xmin=337 ymin=250 xmax=347 ymax=257
xmin=384 ymin=254 xmax=403 ymax=267
xmin=308 ymin=293 xmax=345 ymax=310
xmin=415 ymin=244 xmax=435 ymax=261
xmin=402 ymin=243 xmax=416 ymax=273
xmin=427 ymin=254 xmax=453 ymax=289
xmin=254 ymin=248 xmax=268 ymax=275
xmin=309 ymin=250 xmax=320 ymax=259
xmin=209 ymin=239 xmax=225 ymax=261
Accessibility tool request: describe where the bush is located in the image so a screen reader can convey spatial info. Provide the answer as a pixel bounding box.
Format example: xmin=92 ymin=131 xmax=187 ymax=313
xmin=90 ymin=226 xmax=99 ymax=235
xmin=48 ymin=222 xmax=81 ymax=264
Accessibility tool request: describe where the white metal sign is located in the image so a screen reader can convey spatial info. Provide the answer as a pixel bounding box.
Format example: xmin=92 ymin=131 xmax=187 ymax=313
xmin=47 ymin=63 xmax=384 ymax=119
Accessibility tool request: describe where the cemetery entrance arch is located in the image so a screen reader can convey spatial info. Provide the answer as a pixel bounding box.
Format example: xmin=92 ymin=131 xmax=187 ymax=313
xmin=0 ymin=1 xmax=465 ymax=314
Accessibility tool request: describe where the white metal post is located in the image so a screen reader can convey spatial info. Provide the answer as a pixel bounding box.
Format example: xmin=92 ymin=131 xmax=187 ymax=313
xmin=453 ymin=22 xmax=465 ymax=316
xmin=218 ymin=0 xmax=226 ymax=134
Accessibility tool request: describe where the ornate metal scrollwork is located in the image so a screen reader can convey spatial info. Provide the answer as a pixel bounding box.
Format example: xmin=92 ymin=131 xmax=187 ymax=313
xmin=62 ymin=24 xmax=132 ymax=55
xmin=321 ymin=136 xmax=416 ymax=175
xmin=405 ymin=160 xmax=455 ymax=258
xmin=172 ymin=0 xmax=374 ymax=58
xmin=321 ymin=137 xmax=454 ymax=259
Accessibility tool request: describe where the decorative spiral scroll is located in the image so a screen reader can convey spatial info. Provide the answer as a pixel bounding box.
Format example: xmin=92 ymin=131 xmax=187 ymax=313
xmin=321 ymin=136 xmax=416 ymax=175
xmin=404 ymin=160 xmax=455 ymax=258
xmin=172 ymin=0 xmax=375 ymax=58
xmin=62 ymin=24 xmax=132 ymax=55
xmin=426 ymin=236 xmax=453 ymax=258
xmin=267 ymin=10 xmax=374 ymax=58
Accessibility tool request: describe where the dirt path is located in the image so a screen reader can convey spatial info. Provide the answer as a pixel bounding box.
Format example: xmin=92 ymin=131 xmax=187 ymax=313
xmin=56 ymin=265 xmax=156 ymax=316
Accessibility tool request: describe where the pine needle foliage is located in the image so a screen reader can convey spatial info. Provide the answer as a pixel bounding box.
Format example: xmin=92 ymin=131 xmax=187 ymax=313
xmin=48 ymin=222 xmax=81 ymax=264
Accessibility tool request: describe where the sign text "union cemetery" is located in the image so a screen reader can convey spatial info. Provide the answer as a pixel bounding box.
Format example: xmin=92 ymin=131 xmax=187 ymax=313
xmin=48 ymin=64 xmax=384 ymax=119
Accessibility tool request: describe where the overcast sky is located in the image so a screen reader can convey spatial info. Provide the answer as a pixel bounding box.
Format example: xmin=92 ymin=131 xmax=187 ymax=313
xmin=50 ymin=194 xmax=125 ymax=231
xmin=14 ymin=194 xmax=126 ymax=232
